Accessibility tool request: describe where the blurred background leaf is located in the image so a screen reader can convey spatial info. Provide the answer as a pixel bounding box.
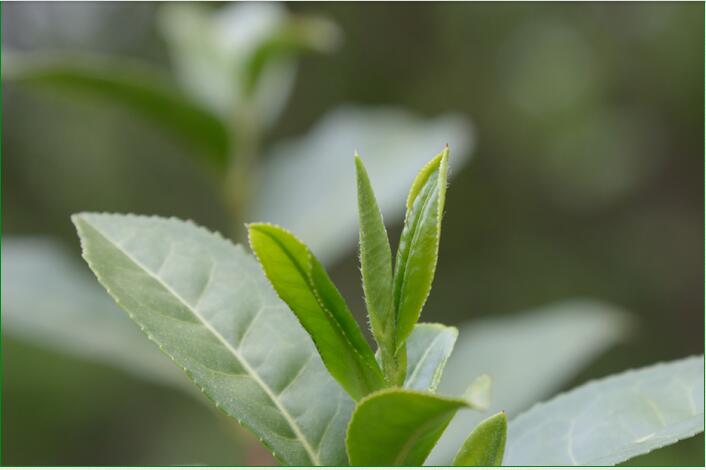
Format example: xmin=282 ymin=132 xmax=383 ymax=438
xmin=2 ymin=1 xmax=703 ymax=465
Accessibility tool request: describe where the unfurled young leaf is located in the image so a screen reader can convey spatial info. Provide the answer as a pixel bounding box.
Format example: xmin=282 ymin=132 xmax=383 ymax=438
xmin=453 ymin=412 xmax=507 ymax=466
xmin=392 ymin=147 xmax=449 ymax=350
xmin=248 ymin=223 xmax=384 ymax=400
xmin=405 ymin=323 xmax=458 ymax=392
xmin=354 ymin=154 xmax=398 ymax=383
xmin=505 ymin=355 xmax=705 ymax=466
xmin=72 ymin=213 xmax=352 ymax=466
xmin=346 ymin=389 xmax=469 ymax=466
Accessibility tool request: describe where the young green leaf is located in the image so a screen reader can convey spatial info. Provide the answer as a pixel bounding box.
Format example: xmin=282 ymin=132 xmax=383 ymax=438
xmin=505 ymin=355 xmax=705 ymax=465
xmin=3 ymin=50 xmax=229 ymax=170
xmin=72 ymin=213 xmax=353 ymax=465
xmin=392 ymin=147 xmax=449 ymax=350
xmin=248 ymin=223 xmax=384 ymax=400
xmin=405 ymin=323 xmax=458 ymax=392
xmin=346 ymin=389 xmax=469 ymax=466
xmin=453 ymin=412 xmax=507 ymax=466
xmin=355 ymin=155 xmax=398 ymax=382
xmin=464 ymin=374 xmax=492 ymax=411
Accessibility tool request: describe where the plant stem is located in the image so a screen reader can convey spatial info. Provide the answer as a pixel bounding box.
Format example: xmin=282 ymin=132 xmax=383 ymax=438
xmin=224 ymin=108 xmax=262 ymax=243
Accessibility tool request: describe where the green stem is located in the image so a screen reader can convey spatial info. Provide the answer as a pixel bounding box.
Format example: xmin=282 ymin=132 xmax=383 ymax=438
xmin=224 ymin=108 xmax=262 ymax=243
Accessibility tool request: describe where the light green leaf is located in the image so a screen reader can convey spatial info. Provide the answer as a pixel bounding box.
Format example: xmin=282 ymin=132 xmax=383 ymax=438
xmin=248 ymin=223 xmax=384 ymax=400
xmin=505 ymin=355 xmax=704 ymax=465
xmin=354 ymin=155 xmax=396 ymax=378
xmin=1 ymin=236 xmax=184 ymax=387
xmin=73 ymin=213 xmax=353 ymax=465
xmin=346 ymin=389 xmax=468 ymax=466
xmin=253 ymin=106 xmax=473 ymax=264
xmin=405 ymin=323 xmax=458 ymax=392
xmin=464 ymin=374 xmax=492 ymax=411
xmin=3 ymin=50 xmax=229 ymax=170
xmin=453 ymin=412 xmax=507 ymax=466
xmin=428 ymin=300 xmax=631 ymax=464
xmin=392 ymin=147 xmax=449 ymax=349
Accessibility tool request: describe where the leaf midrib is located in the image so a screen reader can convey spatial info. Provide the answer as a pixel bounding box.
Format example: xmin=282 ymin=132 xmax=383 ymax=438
xmin=85 ymin=220 xmax=320 ymax=465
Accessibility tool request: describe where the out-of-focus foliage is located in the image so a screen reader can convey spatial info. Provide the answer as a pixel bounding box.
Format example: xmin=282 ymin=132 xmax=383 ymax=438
xmin=2 ymin=1 xmax=703 ymax=466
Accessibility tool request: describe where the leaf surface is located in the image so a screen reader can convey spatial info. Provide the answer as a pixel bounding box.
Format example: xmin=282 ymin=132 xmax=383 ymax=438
xmin=3 ymin=50 xmax=229 ymax=170
xmin=453 ymin=412 xmax=507 ymax=466
xmin=505 ymin=355 xmax=704 ymax=465
xmin=248 ymin=223 xmax=384 ymax=400
xmin=428 ymin=300 xmax=631 ymax=464
xmin=253 ymin=106 xmax=473 ymax=264
xmin=73 ymin=213 xmax=353 ymax=465
xmin=392 ymin=148 xmax=449 ymax=349
xmin=405 ymin=323 xmax=458 ymax=392
xmin=346 ymin=389 xmax=467 ymax=466
xmin=355 ymin=155 xmax=396 ymax=376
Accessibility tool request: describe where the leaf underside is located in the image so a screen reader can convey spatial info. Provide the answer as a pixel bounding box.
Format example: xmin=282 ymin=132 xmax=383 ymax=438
xmin=505 ymin=355 xmax=705 ymax=465
xmin=73 ymin=213 xmax=352 ymax=466
xmin=404 ymin=323 xmax=458 ymax=392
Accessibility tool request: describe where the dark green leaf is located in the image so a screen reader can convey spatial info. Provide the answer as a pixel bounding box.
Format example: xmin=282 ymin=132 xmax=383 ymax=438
xmin=3 ymin=50 xmax=229 ymax=170
xmin=453 ymin=412 xmax=507 ymax=466
xmin=346 ymin=388 xmax=468 ymax=465
xmin=392 ymin=147 xmax=449 ymax=348
xmin=248 ymin=223 xmax=384 ymax=400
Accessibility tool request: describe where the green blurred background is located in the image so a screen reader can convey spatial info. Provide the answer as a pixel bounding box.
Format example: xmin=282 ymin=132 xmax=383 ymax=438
xmin=2 ymin=1 xmax=703 ymax=465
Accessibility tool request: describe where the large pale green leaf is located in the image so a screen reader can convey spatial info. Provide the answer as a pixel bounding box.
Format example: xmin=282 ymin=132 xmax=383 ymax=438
xmin=428 ymin=300 xmax=632 ymax=464
xmin=73 ymin=213 xmax=353 ymax=465
xmin=405 ymin=323 xmax=458 ymax=392
xmin=253 ymin=106 xmax=473 ymax=264
xmin=354 ymin=155 xmax=397 ymax=382
xmin=248 ymin=223 xmax=384 ymax=400
xmin=505 ymin=355 xmax=704 ymax=465
xmin=2 ymin=50 xmax=229 ymax=170
xmin=1 ymin=236 xmax=184 ymax=387
xmin=453 ymin=412 xmax=507 ymax=466
xmin=345 ymin=389 xmax=469 ymax=466
xmin=392 ymin=148 xmax=449 ymax=349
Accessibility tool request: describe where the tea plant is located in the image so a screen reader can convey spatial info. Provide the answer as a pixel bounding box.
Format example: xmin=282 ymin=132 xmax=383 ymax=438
xmin=73 ymin=148 xmax=703 ymax=466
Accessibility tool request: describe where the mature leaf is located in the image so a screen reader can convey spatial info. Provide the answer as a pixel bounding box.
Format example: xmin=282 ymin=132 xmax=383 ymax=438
xmin=3 ymin=50 xmax=229 ymax=170
xmin=392 ymin=147 xmax=449 ymax=348
xmin=428 ymin=300 xmax=631 ymax=464
xmin=248 ymin=223 xmax=384 ymax=400
xmin=346 ymin=389 xmax=468 ymax=466
xmin=453 ymin=412 xmax=507 ymax=466
xmin=405 ymin=323 xmax=458 ymax=392
xmin=355 ymin=156 xmax=394 ymax=355
xmin=1 ymin=236 xmax=184 ymax=387
xmin=73 ymin=213 xmax=353 ymax=465
xmin=253 ymin=106 xmax=473 ymax=264
xmin=505 ymin=355 xmax=705 ymax=466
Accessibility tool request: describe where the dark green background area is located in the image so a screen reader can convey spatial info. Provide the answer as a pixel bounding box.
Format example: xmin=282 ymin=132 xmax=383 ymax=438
xmin=2 ymin=2 xmax=704 ymax=465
